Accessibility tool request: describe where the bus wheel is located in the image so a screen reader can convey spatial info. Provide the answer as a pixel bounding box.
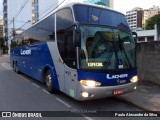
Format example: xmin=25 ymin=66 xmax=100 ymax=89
xmin=15 ymin=62 xmax=19 ymax=74
xmin=45 ymin=69 xmax=54 ymax=93
xmin=13 ymin=62 xmax=16 ymax=72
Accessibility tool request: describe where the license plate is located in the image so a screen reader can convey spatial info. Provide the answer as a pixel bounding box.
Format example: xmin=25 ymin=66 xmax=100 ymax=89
xmin=113 ymin=89 xmax=123 ymax=95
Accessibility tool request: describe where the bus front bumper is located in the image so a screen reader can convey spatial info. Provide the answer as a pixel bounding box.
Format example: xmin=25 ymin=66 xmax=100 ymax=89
xmin=75 ymin=82 xmax=138 ymax=101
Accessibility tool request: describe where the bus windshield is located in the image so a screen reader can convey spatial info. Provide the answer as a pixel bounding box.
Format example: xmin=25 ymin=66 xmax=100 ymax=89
xmin=80 ymin=25 xmax=136 ymax=70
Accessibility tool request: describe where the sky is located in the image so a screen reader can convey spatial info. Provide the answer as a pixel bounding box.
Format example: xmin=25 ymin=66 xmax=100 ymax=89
xmin=0 ymin=0 xmax=160 ymax=16
xmin=0 ymin=0 xmax=2 ymax=16
xmin=114 ymin=0 xmax=160 ymax=14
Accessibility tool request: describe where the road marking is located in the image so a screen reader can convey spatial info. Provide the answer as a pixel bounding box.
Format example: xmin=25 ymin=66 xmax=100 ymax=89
xmin=32 ymin=83 xmax=40 ymax=88
xmin=1 ymin=63 xmax=12 ymax=70
xmin=56 ymin=98 xmax=72 ymax=108
xmin=42 ymin=89 xmax=51 ymax=95
xmin=81 ymin=114 xmax=94 ymax=120
xmin=16 ymin=74 xmax=30 ymax=83
xmin=1 ymin=63 xmax=32 ymax=83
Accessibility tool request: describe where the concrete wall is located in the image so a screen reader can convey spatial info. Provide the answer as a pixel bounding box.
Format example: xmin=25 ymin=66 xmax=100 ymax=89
xmin=137 ymin=41 xmax=160 ymax=85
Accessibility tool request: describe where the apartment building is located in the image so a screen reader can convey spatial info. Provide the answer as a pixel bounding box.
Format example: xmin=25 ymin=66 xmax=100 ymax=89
xmin=32 ymin=0 xmax=39 ymax=24
xmin=125 ymin=7 xmax=143 ymax=30
xmin=126 ymin=6 xmax=160 ymax=30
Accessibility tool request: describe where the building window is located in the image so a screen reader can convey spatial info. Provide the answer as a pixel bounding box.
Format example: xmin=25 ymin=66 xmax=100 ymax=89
xmin=32 ymin=0 xmax=35 ymax=3
xmin=32 ymin=20 xmax=36 ymax=24
xmin=147 ymin=36 xmax=154 ymax=41
xmin=138 ymin=37 xmax=145 ymax=42
xmin=32 ymin=14 xmax=35 ymax=17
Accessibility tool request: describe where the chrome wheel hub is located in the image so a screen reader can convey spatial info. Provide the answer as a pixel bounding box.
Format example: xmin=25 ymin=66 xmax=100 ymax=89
xmin=46 ymin=74 xmax=52 ymax=86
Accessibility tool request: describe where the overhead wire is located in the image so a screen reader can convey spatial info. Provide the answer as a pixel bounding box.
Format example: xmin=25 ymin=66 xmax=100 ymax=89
xmin=39 ymin=0 xmax=67 ymax=21
xmin=22 ymin=0 xmax=69 ymax=30
xmin=6 ymin=0 xmax=75 ymax=32
xmin=18 ymin=20 xmax=31 ymax=30
xmin=8 ymin=0 xmax=29 ymax=27
xmin=39 ymin=0 xmax=60 ymax=19
xmin=14 ymin=0 xmax=29 ymax=20
xmin=8 ymin=19 xmax=30 ymax=23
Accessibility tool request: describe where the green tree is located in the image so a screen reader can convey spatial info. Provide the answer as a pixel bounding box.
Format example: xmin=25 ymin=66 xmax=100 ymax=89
xmin=11 ymin=41 xmax=19 ymax=48
xmin=145 ymin=14 xmax=160 ymax=30
xmin=95 ymin=1 xmax=106 ymax=6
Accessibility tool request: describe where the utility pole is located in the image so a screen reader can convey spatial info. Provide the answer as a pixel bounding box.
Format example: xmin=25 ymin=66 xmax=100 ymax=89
xmin=13 ymin=17 xmax=16 ymax=37
xmin=3 ymin=0 xmax=8 ymax=54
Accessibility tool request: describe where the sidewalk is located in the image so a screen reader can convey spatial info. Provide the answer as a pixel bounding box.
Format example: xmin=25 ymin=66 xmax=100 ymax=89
xmin=0 ymin=54 xmax=10 ymax=63
xmin=0 ymin=54 xmax=9 ymax=57
xmin=116 ymin=83 xmax=160 ymax=113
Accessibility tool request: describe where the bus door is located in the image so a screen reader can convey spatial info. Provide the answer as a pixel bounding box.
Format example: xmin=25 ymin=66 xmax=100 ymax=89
xmin=64 ymin=27 xmax=78 ymax=98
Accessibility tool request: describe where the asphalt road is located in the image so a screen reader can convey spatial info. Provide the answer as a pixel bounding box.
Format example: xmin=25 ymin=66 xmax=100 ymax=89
xmin=0 ymin=55 xmax=159 ymax=120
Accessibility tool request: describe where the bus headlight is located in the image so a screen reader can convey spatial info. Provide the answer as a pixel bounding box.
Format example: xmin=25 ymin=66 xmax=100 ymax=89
xmin=80 ymin=80 xmax=101 ymax=87
xmin=130 ymin=76 xmax=138 ymax=83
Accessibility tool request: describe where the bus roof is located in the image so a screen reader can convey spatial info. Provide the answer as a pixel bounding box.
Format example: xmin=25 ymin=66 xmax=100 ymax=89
xmin=61 ymin=2 xmax=124 ymax=16
xmin=18 ymin=2 xmax=125 ymax=35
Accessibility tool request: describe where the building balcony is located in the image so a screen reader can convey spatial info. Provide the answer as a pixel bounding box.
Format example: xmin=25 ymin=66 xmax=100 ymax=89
xmin=3 ymin=0 xmax=7 ymax=5
xmin=3 ymin=13 xmax=8 ymax=17
xmin=3 ymin=8 xmax=7 ymax=12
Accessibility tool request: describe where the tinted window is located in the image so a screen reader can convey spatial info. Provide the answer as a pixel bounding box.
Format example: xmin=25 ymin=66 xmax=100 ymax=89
xmin=74 ymin=5 xmax=129 ymax=30
xmin=41 ymin=14 xmax=55 ymax=41
xmin=21 ymin=14 xmax=55 ymax=45
xmin=56 ymin=8 xmax=74 ymax=60
xmin=31 ymin=23 xmax=42 ymax=43
xmin=56 ymin=8 xmax=74 ymax=32
xmin=21 ymin=28 xmax=34 ymax=45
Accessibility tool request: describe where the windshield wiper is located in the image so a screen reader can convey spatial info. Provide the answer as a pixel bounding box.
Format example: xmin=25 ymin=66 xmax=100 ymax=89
xmin=105 ymin=45 xmax=114 ymax=69
xmin=118 ymin=35 xmax=132 ymax=68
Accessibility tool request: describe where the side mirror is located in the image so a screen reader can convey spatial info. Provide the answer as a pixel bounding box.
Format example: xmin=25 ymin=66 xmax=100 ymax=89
xmin=132 ymin=32 xmax=137 ymax=44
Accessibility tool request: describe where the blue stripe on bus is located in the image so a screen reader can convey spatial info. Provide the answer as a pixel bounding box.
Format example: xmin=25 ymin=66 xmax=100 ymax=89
xmin=77 ymin=70 xmax=137 ymax=86
xmin=10 ymin=42 xmax=60 ymax=90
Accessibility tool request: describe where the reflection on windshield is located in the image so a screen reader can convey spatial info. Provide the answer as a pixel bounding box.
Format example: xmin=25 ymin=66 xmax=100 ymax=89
xmin=80 ymin=26 xmax=136 ymax=70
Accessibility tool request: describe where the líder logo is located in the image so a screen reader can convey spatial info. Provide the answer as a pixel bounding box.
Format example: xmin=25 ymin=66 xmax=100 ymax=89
xmin=92 ymin=15 xmax=98 ymax=21
xmin=106 ymin=74 xmax=128 ymax=79
xmin=20 ymin=49 xmax=31 ymax=55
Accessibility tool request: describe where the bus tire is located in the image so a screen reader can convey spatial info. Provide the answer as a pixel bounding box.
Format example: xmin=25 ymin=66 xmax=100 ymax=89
xmin=15 ymin=62 xmax=19 ymax=74
xmin=13 ymin=62 xmax=16 ymax=72
xmin=12 ymin=61 xmax=14 ymax=69
xmin=45 ymin=69 xmax=54 ymax=93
